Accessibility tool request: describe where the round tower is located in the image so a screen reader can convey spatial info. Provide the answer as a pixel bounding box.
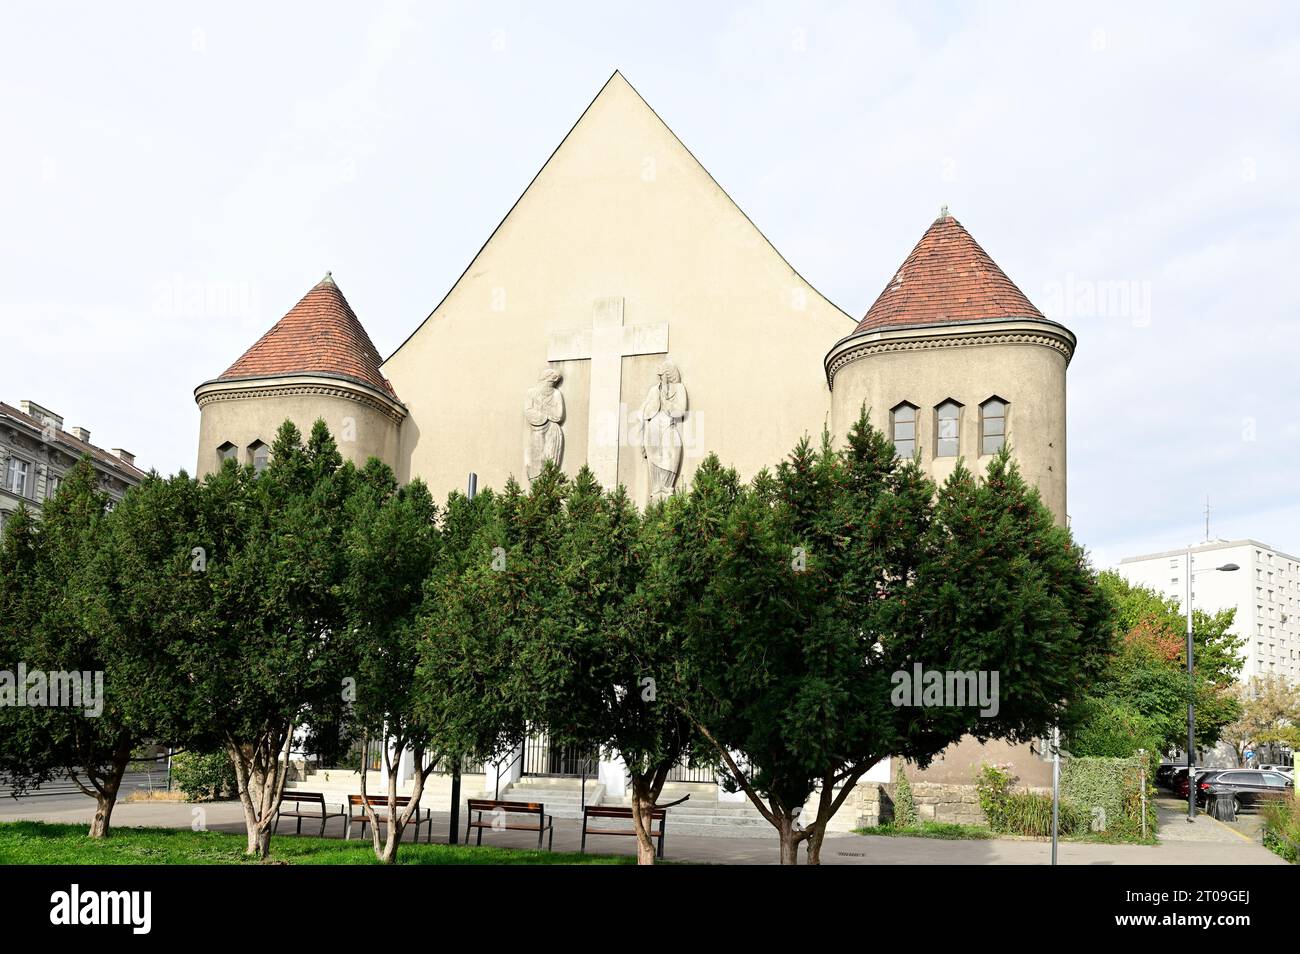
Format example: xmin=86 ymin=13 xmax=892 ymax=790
xmin=194 ymin=273 xmax=405 ymax=477
xmin=824 ymin=210 xmax=1075 ymax=522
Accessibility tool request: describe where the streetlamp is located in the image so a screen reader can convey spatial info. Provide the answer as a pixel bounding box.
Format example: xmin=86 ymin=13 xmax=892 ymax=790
xmin=1185 ymin=554 xmax=1239 ymax=821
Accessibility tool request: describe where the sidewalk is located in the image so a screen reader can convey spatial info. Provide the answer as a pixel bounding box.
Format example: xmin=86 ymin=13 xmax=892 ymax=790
xmin=1 ymin=794 xmax=1285 ymax=864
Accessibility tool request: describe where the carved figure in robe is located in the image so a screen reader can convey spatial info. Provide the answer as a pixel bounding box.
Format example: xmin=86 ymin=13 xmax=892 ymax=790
xmin=524 ymin=368 xmax=564 ymax=481
xmin=639 ymin=361 xmax=687 ymax=503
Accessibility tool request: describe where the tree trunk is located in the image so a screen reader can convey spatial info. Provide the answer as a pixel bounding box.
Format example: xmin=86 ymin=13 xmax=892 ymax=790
xmin=86 ymin=734 xmax=133 ymax=839
xmin=630 ymin=784 xmax=658 ymax=865
xmin=777 ymin=812 xmax=803 ymax=865
xmin=805 ymin=822 xmax=826 ymax=864
xmin=227 ymin=722 xmax=293 ymax=860
xmin=627 ymin=763 xmax=671 ymax=866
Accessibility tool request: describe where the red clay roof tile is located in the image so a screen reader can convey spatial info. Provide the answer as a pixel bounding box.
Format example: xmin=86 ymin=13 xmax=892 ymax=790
xmin=219 ymin=274 xmax=398 ymax=398
xmin=855 ymin=211 xmax=1044 ymax=334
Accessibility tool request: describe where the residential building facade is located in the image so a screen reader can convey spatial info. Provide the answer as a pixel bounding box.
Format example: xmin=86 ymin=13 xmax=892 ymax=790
xmin=1118 ymin=539 xmax=1300 ymax=685
xmin=0 ymin=399 xmax=146 ymax=531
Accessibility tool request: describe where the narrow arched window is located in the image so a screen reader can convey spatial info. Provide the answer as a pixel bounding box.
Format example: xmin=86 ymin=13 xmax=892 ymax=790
xmin=248 ymin=440 xmax=269 ymax=474
xmin=890 ymin=402 xmax=918 ymax=458
xmin=935 ymin=400 xmax=962 ymax=457
xmin=216 ymin=442 xmax=237 ymax=467
xmin=981 ymin=398 xmax=1007 ymax=454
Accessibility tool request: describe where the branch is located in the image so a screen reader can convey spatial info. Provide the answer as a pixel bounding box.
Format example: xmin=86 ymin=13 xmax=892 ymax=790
xmin=690 ymin=719 xmax=777 ymax=826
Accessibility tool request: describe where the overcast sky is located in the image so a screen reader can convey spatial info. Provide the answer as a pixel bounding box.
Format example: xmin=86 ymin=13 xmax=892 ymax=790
xmin=1 ymin=1 xmax=1296 ymax=567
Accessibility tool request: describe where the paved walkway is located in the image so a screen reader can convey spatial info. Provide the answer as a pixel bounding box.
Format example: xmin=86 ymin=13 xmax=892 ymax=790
xmin=1 ymin=794 xmax=1285 ymax=864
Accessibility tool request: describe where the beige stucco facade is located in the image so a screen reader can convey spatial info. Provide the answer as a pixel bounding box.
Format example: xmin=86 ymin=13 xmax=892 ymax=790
xmin=191 ymin=71 xmax=1081 ymax=798
xmin=826 ymin=317 xmax=1075 ymax=523
xmin=381 ymin=73 xmax=855 ymax=504
xmin=194 ymin=374 xmax=404 ymax=477
xmin=195 ymin=74 xmax=1075 ymax=524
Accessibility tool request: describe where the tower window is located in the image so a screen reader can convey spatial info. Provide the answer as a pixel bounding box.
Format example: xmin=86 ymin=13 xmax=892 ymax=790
xmin=935 ymin=400 xmax=961 ymax=457
xmin=980 ymin=398 xmax=1007 ymax=454
xmin=247 ymin=440 xmax=269 ymax=474
xmin=217 ymin=442 xmax=238 ymax=467
xmin=890 ymin=402 xmax=917 ymax=458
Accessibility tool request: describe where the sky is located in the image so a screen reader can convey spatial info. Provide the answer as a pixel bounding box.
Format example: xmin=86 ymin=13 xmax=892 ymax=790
xmin=1 ymin=0 xmax=1296 ymax=568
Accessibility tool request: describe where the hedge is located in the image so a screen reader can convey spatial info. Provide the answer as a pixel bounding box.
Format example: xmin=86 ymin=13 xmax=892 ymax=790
xmin=1060 ymin=756 xmax=1155 ymax=839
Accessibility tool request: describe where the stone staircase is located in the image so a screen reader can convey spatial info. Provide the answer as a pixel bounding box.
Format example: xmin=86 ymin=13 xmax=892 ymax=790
xmin=500 ymin=777 xmax=605 ymax=820
xmin=604 ymin=781 xmax=775 ymax=839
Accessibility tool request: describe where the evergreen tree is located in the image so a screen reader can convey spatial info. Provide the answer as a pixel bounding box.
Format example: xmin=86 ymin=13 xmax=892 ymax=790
xmin=340 ymin=459 xmax=440 ymax=863
xmin=0 ymin=461 xmax=134 ymax=837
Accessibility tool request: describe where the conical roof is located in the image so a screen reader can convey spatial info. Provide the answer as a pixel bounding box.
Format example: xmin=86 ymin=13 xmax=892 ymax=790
xmin=219 ymin=273 xmax=396 ymax=397
xmin=855 ymin=209 xmax=1044 ymax=334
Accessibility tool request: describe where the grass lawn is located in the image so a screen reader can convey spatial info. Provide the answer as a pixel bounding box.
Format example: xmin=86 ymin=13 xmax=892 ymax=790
xmin=855 ymin=820 xmax=1157 ymax=845
xmin=0 ymin=821 xmax=633 ymax=865
xmin=856 ymin=821 xmax=995 ymax=840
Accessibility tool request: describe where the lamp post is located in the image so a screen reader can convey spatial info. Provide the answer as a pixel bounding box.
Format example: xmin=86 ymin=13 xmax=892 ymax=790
xmin=448 ymin=471 xmax=478 ymax=844
xmin=1185 ymin=553 xmax=1239 ymax=822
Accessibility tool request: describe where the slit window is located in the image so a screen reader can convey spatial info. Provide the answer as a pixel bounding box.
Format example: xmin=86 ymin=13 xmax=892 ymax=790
xmin=981 ymin=398 xmax=1007 ymax=454
xmin=935 ymin=400 xmax=961 ymax=457
xmin=891 ymin=403 xmax=917 ymax=458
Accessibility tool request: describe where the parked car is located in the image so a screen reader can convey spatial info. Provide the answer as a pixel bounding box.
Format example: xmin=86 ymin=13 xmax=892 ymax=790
xmin=1258 ymin=763 xmax=1294 ymax=776
xmin=1173 ymin=767 xmax=1220 ymax=799
xmin=1196 ymin=770 xmax=1294 ymax=812
xmin=1156 ymin=763 xmax=1181 ymax=789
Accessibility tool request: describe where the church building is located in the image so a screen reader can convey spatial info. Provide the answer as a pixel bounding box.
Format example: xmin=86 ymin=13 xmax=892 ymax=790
xmin=193 ymin=72 xmax=1076 ymax=808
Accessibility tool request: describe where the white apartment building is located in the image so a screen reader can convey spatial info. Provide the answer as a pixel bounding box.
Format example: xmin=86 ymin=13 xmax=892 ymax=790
xmin=1118 ymin=539 xmax=1300 ymax=685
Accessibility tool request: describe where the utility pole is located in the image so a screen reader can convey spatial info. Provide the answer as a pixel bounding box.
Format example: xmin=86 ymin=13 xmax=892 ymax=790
xmin=1186 ymin=549 xmax=1196 ymax=821
xmin=1051 ymin=723 xmax=1060 ymax=866
xmin=1185 ymin=549 xmax=1240 ymax=821
xmin=448 ymin=471 xmax=478 ymax=844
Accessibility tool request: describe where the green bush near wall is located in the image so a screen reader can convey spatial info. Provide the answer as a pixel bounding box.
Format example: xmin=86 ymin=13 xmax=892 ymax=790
xmin=891 ymin=769 xmax=918 ymax=828
xmin=976 ymin=764 xmax=1085 ymax=837
xmin=171 ymin=750 xmax=238 ymax=802
xmin=1061 ymin=756 xmax=1155 ymax=839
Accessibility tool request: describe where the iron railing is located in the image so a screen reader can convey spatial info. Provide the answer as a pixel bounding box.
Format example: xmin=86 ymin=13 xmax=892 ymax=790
xmin=522 ymin=736 xmax=599 ymax=777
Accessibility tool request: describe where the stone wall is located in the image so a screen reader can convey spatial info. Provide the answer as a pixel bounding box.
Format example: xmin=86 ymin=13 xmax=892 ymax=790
xmin=823 ymin=782 xmax=888 ymax=832
xmin=907 ymin=782 xmax=986 ymax=826
xmin=879 ymin=780 xmax=1054 ymax=827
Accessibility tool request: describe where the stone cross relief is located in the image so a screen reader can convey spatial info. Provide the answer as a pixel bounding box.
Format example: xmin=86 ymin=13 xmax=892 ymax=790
xmin=541 ymin=296 xmax=685 ymax=503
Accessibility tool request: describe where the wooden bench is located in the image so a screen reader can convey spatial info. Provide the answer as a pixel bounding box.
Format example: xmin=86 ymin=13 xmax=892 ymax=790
xmin=346 ymin=794 xmax=432 ymax=843
xmin=274 ymin=791 xmax=346 ymax=837
xmin=581 ymin=805 xmax=668 ymax=859
xmin=465 ymin=798 xmax=554 ymax=850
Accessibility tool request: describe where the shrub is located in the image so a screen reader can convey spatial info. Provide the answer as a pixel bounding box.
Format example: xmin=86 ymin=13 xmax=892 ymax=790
xmin=891 ymin=763 xmax=917 ymax=828
xmin=1061 ymin=756 xmax=1155 ymax=839
xmin=171 ymin=750 xmax=237 ymax=802
xmin=975 ymin=763 xmax=1085 ymax=837
xmin=1262 ymin=797 xmax=1300 ymax=863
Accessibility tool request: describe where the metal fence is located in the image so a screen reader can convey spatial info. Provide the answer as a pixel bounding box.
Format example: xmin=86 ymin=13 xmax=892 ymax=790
xmin=522 ymin=736 xmax=598 ymax=777
xmin=666 ymin=761 xmax=718 ymax=784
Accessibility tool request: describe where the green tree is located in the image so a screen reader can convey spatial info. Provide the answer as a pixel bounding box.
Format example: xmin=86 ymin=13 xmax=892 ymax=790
xmin=1220 ymin=675 xmax=1300 ymax=764
xmin=179 ymin=420 xmax=356 ymax=857
xmin=0 ymin=462 xmax=135 ymax=836
xmin=1066 ymin=572 xmax=1243 ymax=757
xmin=413 ymin=480 xmax=530 ymax=815
xmin=514 ymin=465 xmax=705 ymax=865
xmin=678 ymin=413 xmax=1112 ymax=864
xmin=340 ymin=460 xmax=440 ymax=863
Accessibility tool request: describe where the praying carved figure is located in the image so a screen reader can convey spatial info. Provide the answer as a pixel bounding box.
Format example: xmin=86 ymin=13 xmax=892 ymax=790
xmin=639 ymin=361 xmax=687 ymax=504
xmin=524 ymin=368 xmax=565 ymax=481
